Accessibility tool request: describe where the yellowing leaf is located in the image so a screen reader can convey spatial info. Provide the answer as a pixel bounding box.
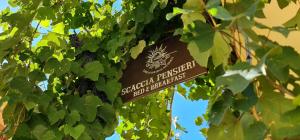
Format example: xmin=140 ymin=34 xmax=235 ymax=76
xmin=40 ymin=20 xmax=51 ymax=28
xmin=53 ymin=22 xmax=65 ymax=35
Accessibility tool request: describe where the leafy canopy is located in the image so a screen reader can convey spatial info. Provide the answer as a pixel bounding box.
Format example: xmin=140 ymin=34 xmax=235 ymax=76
xmin=1 ymin=0 xmax=300 ymax=139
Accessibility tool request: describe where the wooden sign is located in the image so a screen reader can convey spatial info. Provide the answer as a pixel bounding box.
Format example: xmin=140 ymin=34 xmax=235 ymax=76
xmin=120 ymin=37 xmax=207 ymax=102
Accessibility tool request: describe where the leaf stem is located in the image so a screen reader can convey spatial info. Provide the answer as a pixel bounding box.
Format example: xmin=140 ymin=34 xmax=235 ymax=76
xmin=251 ymin=107 xmax=260 ymax=121
xmin=199 ymin=0 xmax=217 ymax=27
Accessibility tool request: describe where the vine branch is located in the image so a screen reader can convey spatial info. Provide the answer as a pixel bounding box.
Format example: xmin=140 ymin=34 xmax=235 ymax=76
xmin=166 ymin=87 xmax=175 ymax=140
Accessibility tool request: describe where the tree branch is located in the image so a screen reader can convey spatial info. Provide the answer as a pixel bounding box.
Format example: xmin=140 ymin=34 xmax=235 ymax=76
xmin=166 ymin=87 xmax=175 ymax=140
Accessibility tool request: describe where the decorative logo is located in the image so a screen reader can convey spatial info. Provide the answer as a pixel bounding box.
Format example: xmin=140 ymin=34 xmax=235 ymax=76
xmin=143 ymin=45 xmax=177 ymax=74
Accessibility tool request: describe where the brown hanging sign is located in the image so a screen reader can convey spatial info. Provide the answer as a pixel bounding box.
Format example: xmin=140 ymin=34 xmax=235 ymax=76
xmin=120 ymin=37 xmax=207 ymax=102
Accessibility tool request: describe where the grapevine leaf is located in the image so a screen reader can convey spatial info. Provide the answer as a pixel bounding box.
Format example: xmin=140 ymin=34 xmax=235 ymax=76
xmin=98 ymin=103 xmax=116 ymax=123
xmin=83 ymin=61 xmax=104 ymax=81
xmin=209 ymin=92 xmax=233 ymax=125
xmin=183 ymin=0 xmax=204 ymax=11
xmin=82 ymin=95 xmax=102 ymax=122
xmin=216 ymin=62 xmax=265 ymax=94
xmin=66 ymin=110 xmax=80 ymax=126
xmin=175 ymin=122 xmax=188 ymax=133
xmin=233 ymin=83 xmax=258 ymax=111
xmin=284 ymin=9 xmax=300 ymax=29
xmin=244 ymin=121 xmax=267 ymax=140
xmin=37 ymin=46 xmax=54 ymax=62
xmin=256 ymin=78 xmax=297 ymax=139
xmin=206 ymin=0 xmax=221 ymax=9
xmin=216 ymin=74 xmax=250 ymax=94
xmin=188 ymin=21 xmax=215 ymax=52
xmin=208 ymin=6 xmax=233 ymax=21
xmin=53 ymin=22 xmax=65 ymax=35
xmin=166 ymin=7 xmax=193 ymax=20
xmin=177 ymin=84 xmax=187 ymax=97
xmin=44 ymin=58 xmax=60 ymax=74
xmin=130 ymin=40 xmax=146 ymax=59
xmin=277 ymin=0 xmax=293 ymax=9
xmin=96 ymin=79 xmax=121 ymax=102
xmin=207 ymin=111 xmax=243 ymax=140
xmin=41 ymin=130 xmax=63 ymax=140
xmin=187 ymin=41 xmax=210 ymax=67
xmin=47 ymin=105 xmax=66 ymax=125
xmin=82 ymin=39 xmax=100 ymax=52
xmin=64 ymin=124 xmax=85 ymax=140
xmin=195 ymin=116 xmax=203 ymax=126
xmin=293 ymin=95 xmax=300 ymax=106
xmin=211 ymin=32 xmax=231 ymax=66
xmin=29 ymin=70 xmax=47 ymax=83
xmin=10 ymin=76 xmax=33 ymax=94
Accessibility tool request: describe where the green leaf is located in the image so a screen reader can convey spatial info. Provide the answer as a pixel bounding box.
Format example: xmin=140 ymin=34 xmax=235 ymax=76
xmin=216 ymin=62 xmax=265 ymax=94
xmin=83 ymin=61 xmax=104 ymax=81
xmin=293 ymin=95 xmax=300 ymax=106
xmin=188 ymin=86 xmax=209 ymax=100
xmin=256 ymin=78 xmax=297 ymax=139
xmin=41 ymin=130 xmax=63 ymax=140
xmin=78 ymin=132 xmax=92 ymax=140
xmin=130 ymin=40 xmax=146 ymax=59
xmin=277 ymin=0 xmax=293 ymax=9
xmin=244 ymin=121 xmax=267 ymax=140
xmin=96 ymin=78 xmax=121 ymax=102
xmin=53 ymin=22 xmax=65 ymax=35
xmin=166 ymin=7 xmax=193 ymax=20
xmin=206 ymin=0 xmax=221 ymax=9
xmin=177 ymin=84 xmax=187 ymax=97
xmin=82 ymin=95 xmax=102 ymax=122
xmin=64 ymin=124 xmax=85 ymax=140
xmin=183 ymin=0 xmax=204 ymax=11
xmin=134 ymin=5 xmax=153 ymax=23
xmin=211 ymin=32 xmax=231 ymax=66
xmin=32 ymin=124 xmax=48 ymax=140
xmin=208 ymin=6 xmax=233 ymax=20
xmin=216 ymin=74 xmax=250 ymax=94
xmin=44 ymin=58 xmax=60 ymax=74
xmin=29 ymin=70 xmax=47 ymax=83
xmin=10 ymin=76 xmax=32 ymax=94
xmin=187 ymin=41 xmax=210 ymax=67
xmin=98 ymin=103 xmax=116 ymax=123
xmin=188 ymin=21 xmax=215 ymax=52
xmin=233 ymin=83 xmax=258 ymax=111
xmin=66 ymin=95 xmax=102 ymax=122
xmin=284 ymin=9 xmax=300 ymax=29
xmin=207 ymin=111 xmax=244 ymax=140
xmin=82 ymin=39 xmax=100 ymax=52
xmin=71 ymin=62 xmax=84 ymax=75
xmin=209 ymin=92 xmax=233 ymax=125
xmin=66 ymin=110 xmax=80 ymax=126
xmin=195 ymin=116 xmax=203 ymax=126
xmin=47 ymin=105 xmax=65 ymax=125
xmin=37 ymin=46 xmax=54 ymax=62
xmin=36 ymin=6 xmax=55 ymax=20
xmin=175 ymin=122 xmax=188 ymax=133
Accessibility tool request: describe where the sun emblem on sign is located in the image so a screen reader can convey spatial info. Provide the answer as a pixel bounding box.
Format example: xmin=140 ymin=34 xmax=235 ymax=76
xmin=143 ymin=45 xmax=177 ymax=74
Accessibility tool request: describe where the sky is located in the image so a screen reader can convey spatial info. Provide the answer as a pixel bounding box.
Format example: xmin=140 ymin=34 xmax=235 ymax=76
xmin=0 ymin=1 xmax=208 ymax=140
